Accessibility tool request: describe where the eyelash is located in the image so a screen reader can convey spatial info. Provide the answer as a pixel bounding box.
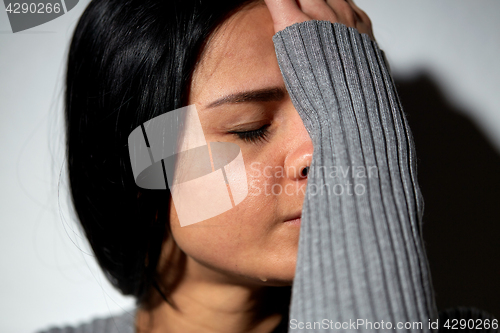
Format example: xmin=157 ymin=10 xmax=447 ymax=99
xmin=229 ymin=124 xmax=271 ymax=144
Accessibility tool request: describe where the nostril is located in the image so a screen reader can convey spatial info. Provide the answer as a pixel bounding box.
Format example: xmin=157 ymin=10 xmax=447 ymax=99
xmin=301 ymin=166 xmax=309 ymax=178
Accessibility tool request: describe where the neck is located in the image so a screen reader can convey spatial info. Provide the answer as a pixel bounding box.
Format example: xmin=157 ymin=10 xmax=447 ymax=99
xmin=135 ymin=256 xmax=290 ymax=333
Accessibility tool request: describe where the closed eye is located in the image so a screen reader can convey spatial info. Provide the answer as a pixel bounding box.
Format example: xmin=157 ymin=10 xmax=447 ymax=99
xmin=228 ymin=124 xmax=271 ymax=144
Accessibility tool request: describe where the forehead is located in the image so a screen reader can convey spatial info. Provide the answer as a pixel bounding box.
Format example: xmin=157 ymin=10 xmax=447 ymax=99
xmin=189 ymin=3 xmax=283 ymax=107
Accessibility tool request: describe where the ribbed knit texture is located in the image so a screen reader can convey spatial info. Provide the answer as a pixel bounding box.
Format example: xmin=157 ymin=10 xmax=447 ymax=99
xmin=272 ymin=21 xmax=438 ymax=332
xmin=35 ymin=310 xmax=136 ymax=333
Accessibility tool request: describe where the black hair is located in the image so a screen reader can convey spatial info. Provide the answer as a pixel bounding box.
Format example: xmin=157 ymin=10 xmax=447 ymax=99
xmin=65 ymin=0 xmax=258 ymax=306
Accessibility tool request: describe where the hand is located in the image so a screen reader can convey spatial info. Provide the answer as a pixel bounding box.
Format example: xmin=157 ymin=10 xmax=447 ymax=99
xmin=264 ymin=0 xmax=375 ymax=40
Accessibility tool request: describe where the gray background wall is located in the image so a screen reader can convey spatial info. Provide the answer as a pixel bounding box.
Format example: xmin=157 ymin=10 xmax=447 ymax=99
xmin=1 ymin=1 xmax=499 ymax=332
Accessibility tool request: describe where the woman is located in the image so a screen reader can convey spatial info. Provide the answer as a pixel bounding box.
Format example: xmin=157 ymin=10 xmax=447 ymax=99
xmin=39 ymin=0 xmax=498 ymax=332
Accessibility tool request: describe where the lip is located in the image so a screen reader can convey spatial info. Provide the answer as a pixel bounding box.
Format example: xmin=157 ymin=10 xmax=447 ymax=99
xmin=283 ymin=213 xmax=302 ymax=225
xmin=283 ymin=217 xmax=301 ymax=226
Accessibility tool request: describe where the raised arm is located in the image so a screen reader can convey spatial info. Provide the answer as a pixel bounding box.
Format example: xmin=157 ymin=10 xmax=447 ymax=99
xmin=265 ymin=0 xmax=438 ymax=331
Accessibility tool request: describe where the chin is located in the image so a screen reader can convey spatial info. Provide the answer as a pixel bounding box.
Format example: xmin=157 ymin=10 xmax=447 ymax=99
xmin=254 ymin=264 xmax=296 ymax=286
xmin=265 ymin=278 xmax=295 ymax=287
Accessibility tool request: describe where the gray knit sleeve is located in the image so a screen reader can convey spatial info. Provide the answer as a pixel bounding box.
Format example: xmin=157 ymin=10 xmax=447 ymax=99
xmin=34 ymin=310 xmax=136 ymax=333
xmin=272 ymin=20 xmax=438 ymax=332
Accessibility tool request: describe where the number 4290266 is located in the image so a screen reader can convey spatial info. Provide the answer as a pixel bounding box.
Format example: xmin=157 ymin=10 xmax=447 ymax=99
xmin=444 ymin=318 xmax=498 ymax=330
xmin=5 ymin=2 xmax=61 ymax=14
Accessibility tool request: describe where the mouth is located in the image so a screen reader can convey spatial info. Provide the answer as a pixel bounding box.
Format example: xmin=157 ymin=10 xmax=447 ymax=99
xmin=283 ymin=213 xmax=301 ymax=226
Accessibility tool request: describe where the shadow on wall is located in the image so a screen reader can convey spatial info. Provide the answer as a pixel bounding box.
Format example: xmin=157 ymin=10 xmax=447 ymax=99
xmin=395 ymin=74 xmax=500 ymax=319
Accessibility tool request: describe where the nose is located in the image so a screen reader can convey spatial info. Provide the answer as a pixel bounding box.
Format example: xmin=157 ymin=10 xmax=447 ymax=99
xmin=284 ymin=117 xmax=313 ymax=181
xmin=285 ymin=140 xmax=313 ymax=180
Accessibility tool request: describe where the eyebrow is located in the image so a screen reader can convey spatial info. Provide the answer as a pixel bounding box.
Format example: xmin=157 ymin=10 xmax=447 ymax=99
xmin=205 ymin=86 xmax=287 ymax=109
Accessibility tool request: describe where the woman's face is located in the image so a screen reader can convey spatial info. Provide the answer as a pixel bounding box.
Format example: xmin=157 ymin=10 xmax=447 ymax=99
xmin=166 ymin=2 xmax=312 ymax=286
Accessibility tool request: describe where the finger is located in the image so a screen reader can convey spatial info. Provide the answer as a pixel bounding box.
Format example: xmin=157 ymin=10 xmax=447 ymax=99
xmin=328 ymin=0 xmax=375 ymax=40
xmin=296 ymin=0 xmax=338 ymax=23
xmin=347 ymin=0 xmax=372 ymax=27
xmin=326 ymin=0 xmax=357 ymax=28
xmin=346 ymin=0 xmax=374 ymax=38
xmin=264 ymin=0 xmax=310 ymax=32
xmin=355 ymin=20 xmax=375 ymax=41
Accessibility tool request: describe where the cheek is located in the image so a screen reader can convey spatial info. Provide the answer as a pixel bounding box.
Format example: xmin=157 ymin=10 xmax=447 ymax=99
xmin=166 ymin=150 xmax=293 ymax=280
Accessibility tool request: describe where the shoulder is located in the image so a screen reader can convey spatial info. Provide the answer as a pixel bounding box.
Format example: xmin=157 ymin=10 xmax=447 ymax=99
xmin=35 ymin=309 xmax=136 ymax=333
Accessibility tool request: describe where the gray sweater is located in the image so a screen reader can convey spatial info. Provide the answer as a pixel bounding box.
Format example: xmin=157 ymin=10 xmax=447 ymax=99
xmin=274 ymin=20 xmax=436 ymax=332
xmin=38 ymin=20 xmax=488 ymax=333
